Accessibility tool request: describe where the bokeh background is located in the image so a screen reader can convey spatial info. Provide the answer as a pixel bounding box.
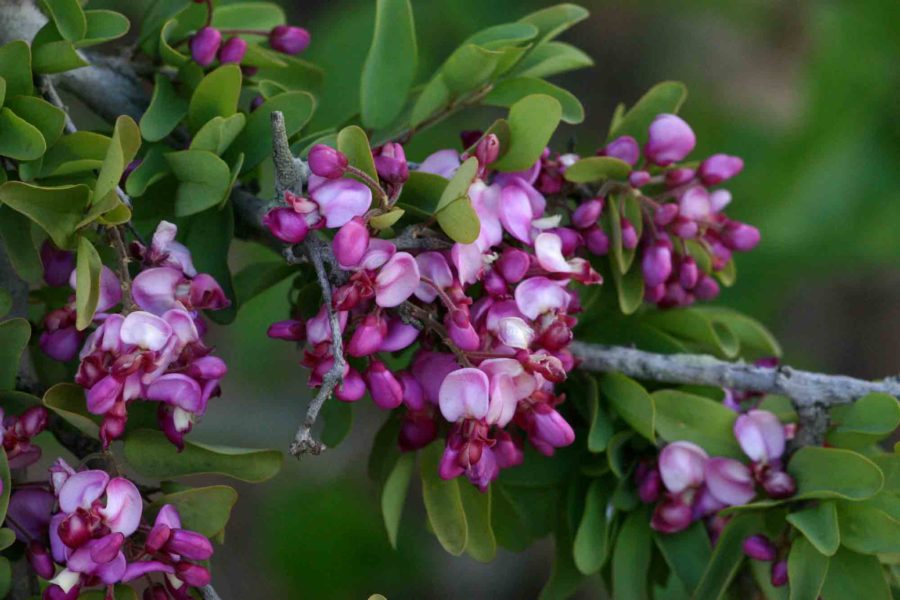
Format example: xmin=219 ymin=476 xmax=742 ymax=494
xmin=92 ymin=0 xmax=900 ymax=597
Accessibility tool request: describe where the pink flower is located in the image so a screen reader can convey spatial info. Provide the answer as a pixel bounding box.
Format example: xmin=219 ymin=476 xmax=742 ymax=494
xmin=308 ymin=144 xmax=348 ymax=179
xmin=658 ymin=441 xmax=708 ymax=493
xmin=218 ymin=37 xmax=248 ymax=64
xmin=644 ymin=114 xmax=696 ymax=166
xmin=263 ymin=207 xmax=309 ymax=243
xmin=268 ymin=25 xmax=310 ymax=55
xmin=190 ymin=27 xmax=221 ymax=66
xmin=514 ymin=277 xmax=569 ymax=320
xmin=332 ymin=217 xmax=370 ymax=268
xmin=698 ymin=154 xmax=744 ymax=185
xmin=734 ymin=410 xmax=786 ymax=464
xmin=704 ymin=457 xmax=756 ymax=506
xmin=374 ymin=252 xmax=420 ymax=307
xmin=600 ymin=136 xmax=640 ymax=165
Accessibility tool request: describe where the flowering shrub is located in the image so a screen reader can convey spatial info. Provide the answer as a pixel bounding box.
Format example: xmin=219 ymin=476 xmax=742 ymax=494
xmin=0 ymin=1 xmax=897 ymax=599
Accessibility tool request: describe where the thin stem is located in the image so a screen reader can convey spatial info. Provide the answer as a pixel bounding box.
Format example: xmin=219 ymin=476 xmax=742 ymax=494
xmin=346 ymin=165 xmax=389 ymax=208
xmin=396 ymin=84 xmax=495 ymax=145
xmin=109 ymin=226 xmax=137 ymax=313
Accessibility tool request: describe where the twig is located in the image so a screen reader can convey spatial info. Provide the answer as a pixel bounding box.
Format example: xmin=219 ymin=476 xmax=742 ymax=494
xmin=109 ymin=226 xmax=137 ymax=313
xmin=198 ymin=584 xmax=224 ymax=600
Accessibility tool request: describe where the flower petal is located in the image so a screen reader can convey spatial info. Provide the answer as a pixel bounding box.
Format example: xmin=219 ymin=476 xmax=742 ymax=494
xmin=100 ymin=478 xmax=143 ymax=536
xmin=375 ymin=252 xmax=420 ymax=308
xmin=438 ymin=368 xmax=490 ymax=422
xmin=312 ymin=179 xmax=372 ymax=228
xmin=59 ymin=470 xmax=110 ymax=513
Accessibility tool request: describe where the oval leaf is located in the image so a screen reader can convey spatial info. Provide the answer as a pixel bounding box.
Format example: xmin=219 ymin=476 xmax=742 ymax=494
xmin=492 ymin=94 xmax=562 ymax=172
xmin=361 ymin=0 xmax=417 ymax=129
xmin=420 ymin=442 xmax=468 ymax=555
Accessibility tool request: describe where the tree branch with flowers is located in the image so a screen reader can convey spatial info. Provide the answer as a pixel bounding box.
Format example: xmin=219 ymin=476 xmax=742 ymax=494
xmin=0 ymin=1 xmax=897 ymax=599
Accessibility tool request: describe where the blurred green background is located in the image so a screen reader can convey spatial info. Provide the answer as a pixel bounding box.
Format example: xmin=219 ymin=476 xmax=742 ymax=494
xmin=93 ymin=0 xmax=900 ymax=597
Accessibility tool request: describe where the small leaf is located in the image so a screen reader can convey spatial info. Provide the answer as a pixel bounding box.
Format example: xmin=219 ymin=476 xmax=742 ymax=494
xmin=94 ymin=115 xmax=141 ymax=206
xmin=0 ymin=318 xmax=30 ymax=390
xmin=564 ymin=156 xmax=632 ymax=183
xmin=226 ymin=91 xmax=315 ymax=172
xmin=827 ymin=392 xmax=900 ymax=448
xmin=125 ymin=146 xmax=171 ymax=197
xmin=653 ymin=522 xmax=712 ymax=594
xmin=609 ymin=81 xmax=688 ymax=143
xmin=519 ymin=3 xmax=590 ymax=46
xmin=786 ymin=501 xmax=840 ymax=557
xmin=396 ymin=171 xmax=448 ymax=216
xmin=436 ymin=195 xmax=480 ymax=244
xmin=191 ymin=114 xmax=247 ymax=155
xmin=40 ymin=131 xmax=110 ymax=178
xmin=612 ymin=509 xmax=652 ymax=600
xmin=788 ymin=447 xmax=884 ymax=501
xmin=420 ymin=442 xmax=468 ymax=555
xmin=788 ymin=536 xmax=829 ymax=600
xmin=4 ymin=95 xmax=66 ymax=148
xmin=514 ymin=41 xmax=592 ymax=79
xmin=585 ymin=375 xmax=613 ymax=452
xmin=484 ymin=77 xmax=584 ymax=124
xmin=573 ymin=480 xmax=610 ymax=574
xmin=610 ymin=260 xmax=645 ymax=315
xmin=693 ymin=513 xmax=762 ymax=600
xmin=74 ymin=236 xmax=102 ymax=330
xmin=361 ymin=0 xmax=417 ymax=129
xmin=0 ymin=181 xmax=91 ymax=249
xmin=437 ymin=156 xmax=478 ymax=212
xmin=336 ymin=125 xmax=379 ymax=182
xmin=601 ymin=372 xmax=655 ymax=443
xmin=253 ymin=54 xmax=324 ymax=92
xmin=78 ymin=10 xmax=131 ymax=47
xmin=43 ymin=383 xmax=99 ymax=437
xmin=44 ymin=0 xmax=87 ymax=42
xmin=141 ymin=74 xmax=189 ymax=142
xmin=459 ymin=483 xmax=496 ymax=562
xmin=188 ymin=65 xmax=242 ymax=132
xmin=836 ymin=502 xmax=900 ymax=555
xmin=692 ymin=306 xmax=782 ymax=358
xmin=123 ymin=429 xmax=282 ymax=482
xmin=0 ymin=528 xmax=14 ymax=551
xmin=410 ymin=76 xmax=450 ymax=127
xmin=381 ymin=452 xmax=414 ymax=549
xmin=369 ymin=208 xmax=405 ymax=230
xmin=442 ymin=44 xmax=503 ymax=94
xmin=0 ymin=207 xmax=42 ymax=284
xmin=821 ymin=547 xmax=890 ymax=600
xmin=652 ymin=389 xmax=743 ymax=458
xmin=32 ymin=40 xmax=89 ymax=74
xmin=319 ymin=398 xmax=353 ymax=447
xmin=0 ymin=107 xmax=46 ymax=161
xmin=166 ymin=150 xmax=233 ymax=216
xmin=492 ymin=94 xmax=562 ymax=172
xmin=148 ymin=485 xmax=238 ymax=538
xmin=0 ymin=41 xmax=33 ymax=96
xmin=643 ymin=308 xmax=741 ymax=359
xmin=179 ymin=204 xmax=236 ymax=323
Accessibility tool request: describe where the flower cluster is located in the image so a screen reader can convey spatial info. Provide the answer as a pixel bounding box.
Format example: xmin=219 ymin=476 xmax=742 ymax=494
xmin=1 ymin=406 xmax=48 ymax=468
xmin=41 ymin=222 xmax=230 ymax=449
xmin=637 ymin=409 xmax=796 ymax=534
xmin=5 ymin=459 xmax=213 ymax=599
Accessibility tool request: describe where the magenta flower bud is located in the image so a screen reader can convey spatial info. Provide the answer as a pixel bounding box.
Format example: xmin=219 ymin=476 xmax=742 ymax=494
xmin=629 ymin=170 xmax=651 ymax=187
xmin=308 ymin=144 xmax=349 ymax=179
xmin=678 ymin=257 xmax=699 ymax=289
xmin=654 ymin=204 xmax=679 ymax=227
xmin=493 ymin=430 xmax=524 ymax=469
xmin=671 ymin=217 xmax=698 ymax=239
xmin=665 ymin=167 xmax=695 ymax=187
xmin=374 ymin=142 xmax=409 ymax=184
xmin=641 ymin=242 xmax=672 ymax=288
xmin=658 ymin=441 xmax=708 ymax=493
xmin=267 ymin=319 xmax=305 ymax=341
xmin=549 ymin=227 xmax=582 ymax=255
xmin=638 ymin=468 xmax=662 ymax=504
xmin=269 ymin=25 xmax=310 ymax=55
xmin=531 ymin=404 xmax=575 ymax=449
xmin=44 ymin=584 xmax=80 ymax=600
xmin=620 ymin=218 xmax=638 ymax=250
xmin=650 ymin=496 xmax=693 ymax=534
xmin=446 ymin=309 xmax=479 ymax=351
xmin=584 ymin=226 xmax=609 ymax=255
xmin=333 ymin=217 xmax=369 ymax=268
xmin=721 ymin=221 xmax=760 ymax=252
xmin=743 ymin=535 xmax=777 ymax=561
xmin=572 ymin=198 xmax=603 ymax=229
xmin=347 ymin=314 xmax=388 ymax=357
xmin=165 ymin=529 xmax=214 ymax=561
xmin=734 ymin=410 xmax=786 ymax=464
xmin=175 ymin=561 xmax=212 ymax=587
xmin=601 ymin=135 xmax=640 ymax=165
xmin=41 ymin=241 xmax=75 ymax=287
xmin=58 ymin=512 xmax=91 ymax=549
xmin=399 ymin=412 xmax=437 ymax=451
xmin=704 ymin=457 xmax=755 ymax=506
xmin=263 ymin=207 xmax=309 ymax=243
xmin=365 ymin=360 xmax=404 ymax=410
xmin=190 ymin=27 xmax=222 ymax=67
xmin=693 ymin=275 xmax=719 ymax=300
xmin=699 ymin=154 xmax=744 ymax=185
xmin=760 ymin=468 xmax=796 ymax=499
xmin=27 ymin=541 xmax=55 ymax=579
xmin=771 ymin=559 xmax=788 ymax=587
xmin=497 ymin=247 xmax=531 ymax=283
xmin=644 ymin=114 xmax=696 ymax=166
xmin=475 ymin=133 xmax=500 ymax=167
xmin=335 ymin=368 xmax=366 ymax=402
xmin=217 ymin=37 xmax=248 ymax=64
xmin=145 ymin=524 xmax=171 ymax=554
xmin=645 ymin=283 xmax=666 ymax=303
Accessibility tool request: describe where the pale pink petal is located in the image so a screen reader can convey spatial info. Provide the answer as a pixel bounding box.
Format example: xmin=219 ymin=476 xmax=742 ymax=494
xmin=705 ymin=457 xmax=756 ymax=506
xmin=499 ymin=184 xmax=534 ymax=243
xmin=358 ymin=239 xmax=397 ymax=271
xmin=418 ymin=149 xmax=461 ymax=178
xmin=312 ymin=179 xmax=373 ymax=228
xmin=486 ymin=372 xmax=517 ymax=427
xmin=120 ymin=311 xmax=173 ymax=351
xmin=514 ymin=277 xmax=570 ymax=319
xmin=100 ymin=478 xmax=143 ymax=536
xmin=59 ymin=470 xmax=110 ymax=513
xmin=439 ymin=368 xmax=490 ymax=422
xmin=450 ymin=243 xmax=483 ymax=285
xmin=131 ymin=267 xmax=184 ymax=314
xmin=534 ymin=232 xmax=573 ymax=273
xmin=375 ymin=252 xmax=420 ymax=308
xmin=658 ymin=441 xmax=708 ymax=494
xmin=144 ymin=373 xmax=203 ymax=412
xmin=414 ymin=252 xmax=453 ymax=303
xmin=497 ymin=316 xmax=534 ymax=350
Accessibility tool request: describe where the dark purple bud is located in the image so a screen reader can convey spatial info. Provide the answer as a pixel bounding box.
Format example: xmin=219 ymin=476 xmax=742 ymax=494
xmin=189 ymin=27 xmax=222 ymax=67
xmin=347 ymin=314 xmax=387 ymax=357
xmin=600 ymin=135 xmax=640 ymax=165
xmin=374 ymin=142 xmax=409 ymax=184
xmin=218 ymin=37 xmax=248 ymax=64
xmin=671 ymin=217 xmax=698 ymax=239
xmin=44 ymin=584 xmax=80 ymax=600
xmin=365 ymin=360 xmax=403 ymax=410
xmin=145 ymin=523 xmax=171 ymax=554
xmin=27 ymin=541 xmax=54 ymax=579
xmin=698 ymin=154 xmax=744 ymax=185
xmin=620 ymin=218 xmax=638 ymax=250
xmin=638 ymin=468 xmax=662 ymax=504
xmin=165 ymin=529 xmax=214 ymax=561
xmin=497 ymin=247 xmax=530 ymax=283
xmin=693 ymin=275 xmax=720 ymax=301
xmin=268 ymin=25 xmax=310 ymax=55
xmin=336 ymin=368 xmax=366 ymax=402
xmin=743 ymin=535 xmax=777 ymax=561
xmin=654 ymin=203 xmax=679 ymax=227
xmin=679 ymin=257 xmax=699 ymax=289
xmin=770 ymin=559 xmax=788 ymax=587
xmin=90 ymin=532 xmax=125 ymax=564
xmin=645 ymin=283 xmax=666 ymax=303
xmin=629 ymin=170 xmax=651 ymax=187
xmin=250 ymin=95 xmax=265 ymax=112
xmin=475 ymin=134 xmax=500 ymax=167
xmin=641 ymin=242 xmax=672 ymax=288
xmin=644 ymin=114 xmax=696 ymax=166
xmin=267 ymin=319 xmax=305 ymax=342
xmin=720 ymin=221 xmax=760 ymax=252
xmin=308 ymin=144 xmax=349 ymax=179
xmin=263 ymin=207 xmax=309 ymax=243
xmin=399 ymin=412 xmax=437 ymax=451
xmin=41 ymin=241 xmax=75 ymax=287
xmin=584 ymin=227 xmax=609 ymax=255
xmin=460 ymin=130 xmax=483 ymax=148
xmin=572 ymin=198 xmax=603 ymax=229
xmin=761 ymin=469 xmax=796 ymax=499
xmin=175 ymin=562 xmax=212 ymax=587
xmin=665 ymin=168 xmax=695 ymax=187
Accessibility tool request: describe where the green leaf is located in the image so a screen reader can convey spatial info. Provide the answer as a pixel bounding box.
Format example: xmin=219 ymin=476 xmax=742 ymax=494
xmin=44 ymin=0 xmax=87 ymax=42
xmin=605 ymin=193 xmax=643 ymax=274
xmin=436 ymin=195 xmax=480 ymax=244
xmin=0 ymin=107 xmax=46 ymax=161
xmin=609 ymin=81 xmax=688 ymax=143
xmin=612 ymin=509 xmax=652 ymax=600
xmin=40 ymin=131 xmax=110 ymax=178
xmin=141 ymin=74 xmax=189 ymax=142
xmin=233 ymin=259 xmax=294 ymax=306
xmin=491 ymin=484 xmax=533 ymax=551
xmin=337 ymin=125 xmax=379 ymax=183
xmin=253 ymin=54 xmax=324 ymax=92
xmin=0 ymin=556 xmax=8 ymax=600
xmin=0 ymin=207 xmax=42 ymax=284
xmin=565 ymin=156 xmax=632 ymax=183
xmin=691 ymin=306 xmax=782 ymax=358
xmin=360 ymin=0 xmax=417 ymax=129
xmin=191 ymin=114 xmax=246 ymax=155
xmin=78 ymin=10 xmax=131 ymax=47
xmin=459 ymin=483 xmax=496 ymax=562
xmin=610 ymin=260 xmax=645 ymax=315
xmin=0 ymin=318 xmax=29 ymax=391
xmin=693 ymin=513 xmax=761 ymax=600
xmin=158 ymin=18 xmax=191 ymax=66
xmin=148 ymin=485 xmax=238 ymax=538
xmin=5 ymin=96 xmax=66 ymax=149
xmin=420 ymin=442 xmax=468 ymax=555
xmin=0 ymin=528 xmax=14 ymax=551
xmin=32 ymin=40 xmax=89 ymax=74
xmin=716 ymin=259 xmax=736 ymax=287
xmin=94 ymin=115 xmax=141 ymax=206
xmin=643 ymin=308 xmax=741 ymax=359
xmin=188 ymin=65 xmax=242 ymax=132
xmin=226 ymin=91 xmax=315 ymax=172
xmin=601 ymin=372 xmax=656 ymax=443
xmin=827 ymin=392 xmax=900 ymax=448
xmin=584 ymin=375 xmax=613 ymax=452
xmin=369 ymin=208 xmax=405 ymax=230
xmin=573 ymin=479 xmax=610 ymax=574
xmin=654 ymin=522 xmax=712 ymax=594
xmin=0 ymin=41 xmax=33 ymax=96
xmin=514 ymin=41 xmax=592 ymax=79
xmin=166 ymin=150 xmax=233 ymax=217
xmin=788 ymin=536 xmax=829 ymax=600
xmin=821 ymin=547 xmax=890 ymax=600
xmin=410 ymin=76 xmax=450 ymax=127
xmin=381 ymin=452 xmax=414 ymax=549
xmin=178 ymin=204 xmax=236 ymax=323
xmin=437 ymin=156 xmax=478 ymax=211
xmin=0 ymin=447 xmax=9 ymax=527
xmin=442 ymin=44 xmax=504 ymax=94
xmin=652 ymin=389 xmax=743 ymax=458
xmin=74 ymin=236 xmax=102 ymax=330
xmin=539 ymin=509 xmax=585 ymax=600
xmin=484 ymin=77 xmax=583 ymax=124
xmin=788 ymin=447 xmax=884 ymax=501
xmin=492 ymin=94 xmax=562 ymax=172
xmin=124 ymin=429 xmax=282 ymax=482
xmin=124 ymin=146 xmax=170 ymax=197
xmin=396 ymin=171 xmax=448 ymax=216
xmin=319 ymin=398 xmax=353 ymax=447
xmin=0 ymin=181 xmax=90 ymax=249
xmin=368 ymin=413 xmax=403 ymax=485
xmin=786 ymin=501 xmax=840 ymax=556
xmin=836 ymin=502 xmax=900 ymax=555
xmin=211 ymin=1 xmax=285 ymax=30
xmin=43 ymin=382 xmax=99 ymax=437
xmin=0 ymin=76 xmax=5 ymax=109
xmin=519 ymin=3 xmax=590 ymax=46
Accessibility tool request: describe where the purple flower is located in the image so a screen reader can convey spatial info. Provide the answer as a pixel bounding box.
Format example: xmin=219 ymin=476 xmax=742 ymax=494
xmin=644 ymin=114 xmax=696 ymax=166
xmin=704 ymin=457 xmax=755 ymax=506
xmin=658 ymin=441 xmax=708 ymax=493
xmin=268 ymin=25 xmax=310 ymax=55
xmin=190 ymin=27 xmax=222 ymax=67
xmin=263 ymin=207 xmax=309 ymax=243
xmin=217 ymin=37 xmax=248 ymax=64
xmin=308 ymin=144 xmax=348 ymax=179
xmin=600 ymin=136 xmax=640 ymax=165
xmin=698 ymin=154 xmax=744 ymax=185
xmin=743 ymin=535 xmax=777 ymax=561
xmin=41 ymin=241 xmax=75 ymax=287
xmin=734 ymin=410 xmax=786 ymax=464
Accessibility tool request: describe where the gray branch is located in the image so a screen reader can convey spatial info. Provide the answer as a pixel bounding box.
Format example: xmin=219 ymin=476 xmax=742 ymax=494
xmin=198 ymin=585 xmax=224 ymax=600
